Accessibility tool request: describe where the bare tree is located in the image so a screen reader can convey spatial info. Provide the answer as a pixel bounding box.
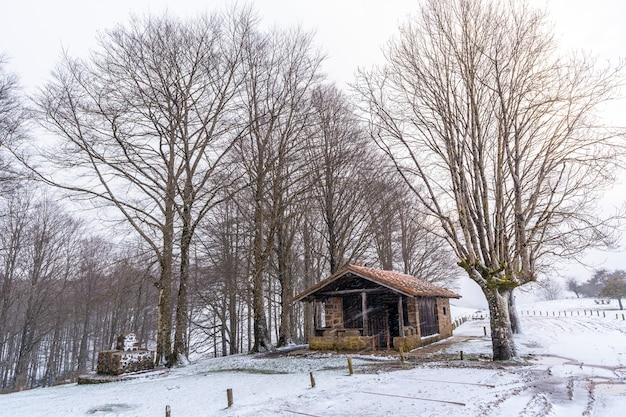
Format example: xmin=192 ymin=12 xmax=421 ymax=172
xmin=566 ymin=276 xmax=582 ymax=298
xmin=356 ymin=0 xmax=624 ymax=360
xmin=8 ymin=193 xmax=80 ymax=390
xmin=0 ymin=54 xmax=26 ymax=189
xmin=537 ymin=277 xmax=563 ymax=301
xmin=30 ymin=9 xmax=252 ymax=365
xmin=237 ymin=25 xmax=324 ymax=352
xmin=306 ymin=85 xmax=375 ymax=273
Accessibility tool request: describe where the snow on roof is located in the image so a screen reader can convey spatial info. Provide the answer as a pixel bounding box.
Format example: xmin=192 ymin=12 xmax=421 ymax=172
xmin=293 ymin=264 xmax=461 ymax=302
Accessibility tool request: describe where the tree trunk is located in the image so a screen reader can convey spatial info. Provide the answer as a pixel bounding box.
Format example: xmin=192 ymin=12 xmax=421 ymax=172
xmin=277 ymin=274 xmax=293 ymax=347
xmin=252 ymin=265 xmax=272 ymax=352
xmin=276 ymin=223 xmax=294 ymax=348
xmin=156 ymin=147 xmax=177 ymax=367
xmin=485 ymin=288 xmax=516 ymax=361
xmin=507 ymin=290 xmax=522 ymax=334
xmin=156 ymin=239 xmax=173 ymax=366
xmin=173 ymin=221 xmax=192 ymax=366
xmin=251 ymin=200 xmax=273 ymax=352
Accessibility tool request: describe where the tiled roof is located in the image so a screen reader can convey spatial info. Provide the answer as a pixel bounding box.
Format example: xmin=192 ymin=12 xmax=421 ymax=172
xmin=292 ymin=264 xmax=461 ymax=302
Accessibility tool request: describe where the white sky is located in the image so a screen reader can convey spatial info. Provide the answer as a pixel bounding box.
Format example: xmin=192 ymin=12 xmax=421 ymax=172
xmin=1 ymin=0 xmax=625 ymax=281
xmin=3 ymin=0 xmax=624 ymax=91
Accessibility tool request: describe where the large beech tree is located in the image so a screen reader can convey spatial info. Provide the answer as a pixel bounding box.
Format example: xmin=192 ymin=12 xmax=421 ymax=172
xmin=237 ymin=25 xmax=324 ymax=352
xmin=32 ymin=10 xmax=251 ymax=365
xmin=356 ymin=0 xmax=624 ymax=360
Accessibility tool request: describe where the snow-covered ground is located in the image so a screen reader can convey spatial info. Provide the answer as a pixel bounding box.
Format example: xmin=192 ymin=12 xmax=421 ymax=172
xmin=1 ymin=298 xmax=625 ymax=416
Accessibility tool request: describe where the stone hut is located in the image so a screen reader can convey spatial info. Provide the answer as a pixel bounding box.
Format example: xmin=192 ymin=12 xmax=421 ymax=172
xmin=292 ymin=264 xmax=461 ymax=352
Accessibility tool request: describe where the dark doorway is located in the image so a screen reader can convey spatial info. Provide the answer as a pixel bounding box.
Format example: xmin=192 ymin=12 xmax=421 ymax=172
xmin=342 ymin=294 xmax=363 ymax=329
xmin=367 ymin=294 xmax=400 ymax=350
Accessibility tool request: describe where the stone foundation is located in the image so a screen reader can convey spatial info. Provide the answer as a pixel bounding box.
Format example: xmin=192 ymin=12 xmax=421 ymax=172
xmin=393 ymin=333 xmax=442 ymax=351
xmin=309 ymin=328 xmax=373 ymax=351
xmin=96 ymin=350 xmax=155 ymax=375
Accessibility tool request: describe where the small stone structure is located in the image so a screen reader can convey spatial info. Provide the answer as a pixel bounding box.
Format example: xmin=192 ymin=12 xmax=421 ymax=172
xmin=293 ymin=264 xmax=461 ymax=352
xmin=96 ymin=333 xmax=155 ymax=376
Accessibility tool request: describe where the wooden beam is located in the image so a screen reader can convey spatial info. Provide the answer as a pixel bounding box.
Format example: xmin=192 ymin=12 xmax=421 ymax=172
xmin=317 ymin=287 xmax=386 ymax=296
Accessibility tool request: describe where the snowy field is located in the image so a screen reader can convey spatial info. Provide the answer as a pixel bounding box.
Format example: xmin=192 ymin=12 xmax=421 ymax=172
xmin=1 ymin=298 xmax=625 ymax=417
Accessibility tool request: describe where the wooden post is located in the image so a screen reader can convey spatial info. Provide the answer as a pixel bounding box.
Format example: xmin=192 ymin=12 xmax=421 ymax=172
xmin=400 ymin=346 xmax=405 ymax=364
xmin=165 ymin=405 xmax=171 ymax=417
xmin=397 ymin=296 xmax=405 ymax=338
xmin=483 ymin=326 xmax=487 ymax=336
xmin=227 ymin=388 xmax=233 ymax=408
xmin=347 ymin=357 xmax=353 ymax=375
xmin=361 ymin=292 xmax=368 ymax=336
xmin=309 ymin=372 xmax=316 ymax=388
xmin=460 ymin=350 xmax=464 ymax=360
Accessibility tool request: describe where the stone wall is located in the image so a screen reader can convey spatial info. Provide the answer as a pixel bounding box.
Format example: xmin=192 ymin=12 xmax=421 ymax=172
xmin=324 ymin=297 xmax=343 ymax=329
xmin=309 ymin=328 xmax=373 ymax=351
xmin=96 ymin=350 xmax=155 ymax=375
xmin=405 ymin=297 xmax=421 ymax=338
xmin=393 ymin=333 xmax=441 ymax=351
xmin=436 ymin=298 xmax=453 ymax=338
xmin=95 ymin=332 xmax=155 ymax=376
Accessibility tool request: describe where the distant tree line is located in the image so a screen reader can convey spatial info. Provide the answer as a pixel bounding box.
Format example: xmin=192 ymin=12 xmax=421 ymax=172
xmin=568 ymin=270 xmax=626 ymax=309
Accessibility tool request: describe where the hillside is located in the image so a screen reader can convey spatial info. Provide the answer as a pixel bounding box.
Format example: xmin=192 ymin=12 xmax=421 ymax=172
xmin=1 ymin=298 xmax=625 ymax=416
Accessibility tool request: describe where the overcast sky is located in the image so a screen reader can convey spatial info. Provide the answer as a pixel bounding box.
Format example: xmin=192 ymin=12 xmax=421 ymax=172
xmin=1 ymin=0 xmax=625 ymax=280
xmin=2 ymin=0 xmax=625 ymax=91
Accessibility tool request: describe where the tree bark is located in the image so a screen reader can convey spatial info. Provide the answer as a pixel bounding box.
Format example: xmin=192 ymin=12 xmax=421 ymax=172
xmin=485 ymin=288 xmax=516 ymax=361
xmin=507 ymin=291 xmax=522 ymax=335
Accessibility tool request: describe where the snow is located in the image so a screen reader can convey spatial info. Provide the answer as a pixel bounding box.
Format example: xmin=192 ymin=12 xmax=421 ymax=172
xmin=2 ymin=298 xmax=625 ymax=416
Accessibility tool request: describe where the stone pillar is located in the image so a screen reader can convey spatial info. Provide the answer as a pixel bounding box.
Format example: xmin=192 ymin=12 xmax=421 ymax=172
xmin=413 ymin=297 xmax=421 ymax=338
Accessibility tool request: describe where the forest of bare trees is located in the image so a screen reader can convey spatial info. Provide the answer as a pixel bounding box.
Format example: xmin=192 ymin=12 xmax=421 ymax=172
xmin=0 ymin=7 xmax=460 ymax=392
xmin=1 ymin=0 xmax=623 ymax=392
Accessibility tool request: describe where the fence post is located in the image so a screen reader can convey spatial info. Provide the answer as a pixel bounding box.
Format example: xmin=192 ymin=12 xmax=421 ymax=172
xmin=227 ymin=388 xmax=233 ymax=408
xmin=165 ymin=405 xmax=171 ymax=417
xmin=310 ymin=372 xmax=316 ymax=388
xmin=347 ymin=357 xmax=353 ymax=375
